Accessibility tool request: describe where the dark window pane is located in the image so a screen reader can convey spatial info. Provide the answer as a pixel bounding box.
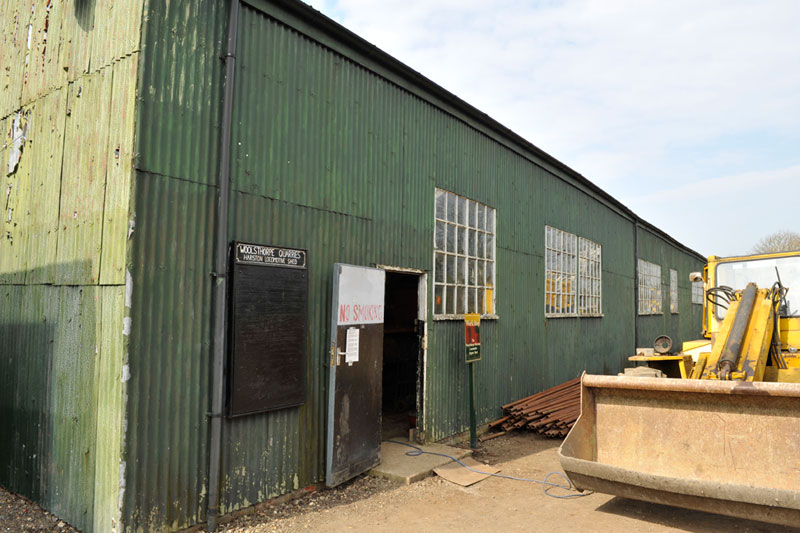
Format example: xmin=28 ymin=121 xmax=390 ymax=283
xmin=435 ymin=252 xmax=445 ymax=283
xmin=435 ymin=190 xmax=446 ymax=219
xmin=435 ymin=220 xmax=446 ymax=251
xmin=446 ymin=285 xmax=455 ymax=314
xmin=447 ymin=254 xmax=456 ymax=284
xmin=447 ymin=223 xmax=457 ymax=253
xmin=446 ymin=192 xmax=456 ymax=222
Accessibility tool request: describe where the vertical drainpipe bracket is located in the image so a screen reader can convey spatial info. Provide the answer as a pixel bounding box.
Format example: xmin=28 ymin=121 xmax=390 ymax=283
xmin=208 ymin=1 xmax=240 ymax=531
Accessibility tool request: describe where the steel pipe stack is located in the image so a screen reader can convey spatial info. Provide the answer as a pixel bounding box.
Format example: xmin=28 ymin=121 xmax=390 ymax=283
xmin=483 ymin=377 xmax=580 ymax=440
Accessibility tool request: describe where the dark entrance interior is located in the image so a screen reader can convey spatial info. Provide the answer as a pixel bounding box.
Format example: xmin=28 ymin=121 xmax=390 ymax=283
xmin=382 ymin=271 xmax=423 ymax=440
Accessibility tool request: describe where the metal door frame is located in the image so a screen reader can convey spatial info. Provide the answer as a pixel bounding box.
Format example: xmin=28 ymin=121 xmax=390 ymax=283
xmin=377 ymin=265 xmax=428 ymax=442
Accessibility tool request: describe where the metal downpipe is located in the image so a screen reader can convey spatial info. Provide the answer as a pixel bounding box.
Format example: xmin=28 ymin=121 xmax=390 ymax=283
xmin=208 ymin=0 xmax=240 ymax=530
xmin=633 ymin=221 xmax=639 ymax=352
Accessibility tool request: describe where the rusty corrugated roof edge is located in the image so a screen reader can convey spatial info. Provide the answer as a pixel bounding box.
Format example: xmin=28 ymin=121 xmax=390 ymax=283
xmin=246 ymin=0 xmax=705 ymax=262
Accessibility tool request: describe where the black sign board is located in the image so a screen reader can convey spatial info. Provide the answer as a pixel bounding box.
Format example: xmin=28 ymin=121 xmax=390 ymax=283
xmin=228 ymin=241 xmax=308 ymax=417
xmin=235 ymin=242 xmax=307 ymax=269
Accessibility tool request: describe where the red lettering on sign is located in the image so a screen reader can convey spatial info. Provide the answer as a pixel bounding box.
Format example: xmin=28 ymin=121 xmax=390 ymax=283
xmin=339 ymin=303 xmax=384 ymax=324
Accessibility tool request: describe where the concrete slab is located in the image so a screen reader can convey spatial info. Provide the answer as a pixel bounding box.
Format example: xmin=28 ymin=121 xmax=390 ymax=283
xmin=434 ymin=456 xmax=500 ymax=487
xmin=368 ymin=439 xmax=473 ymax=485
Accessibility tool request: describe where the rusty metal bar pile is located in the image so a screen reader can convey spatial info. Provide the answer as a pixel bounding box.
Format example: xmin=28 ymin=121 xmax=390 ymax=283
xmin=483 ymin=377 xmax=581 ymax=441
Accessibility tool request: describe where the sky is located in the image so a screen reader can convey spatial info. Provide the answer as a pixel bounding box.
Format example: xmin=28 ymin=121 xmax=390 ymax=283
xmin=304 ymin=0 xmax=800 ymax=257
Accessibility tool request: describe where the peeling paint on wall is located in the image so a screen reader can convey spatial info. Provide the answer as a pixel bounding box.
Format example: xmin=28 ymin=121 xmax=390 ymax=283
xmin=0 ymin=0 xmax=144 ymax=530
xmin=125 ymin=270 xmax=133 ymax=308
xmin=6 ymin=111 xmax=28 ymax=175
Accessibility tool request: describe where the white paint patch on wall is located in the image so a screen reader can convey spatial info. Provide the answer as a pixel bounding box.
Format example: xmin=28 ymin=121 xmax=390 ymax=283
xmin=125 ymin=270 xmax=133 ymax=308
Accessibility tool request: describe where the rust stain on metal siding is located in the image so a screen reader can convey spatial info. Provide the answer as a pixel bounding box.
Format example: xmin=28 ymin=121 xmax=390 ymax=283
xmin=0 ymin=2 xmax=27 ymax=118
xmin=20 ymin=0 xmax=64 ymax=105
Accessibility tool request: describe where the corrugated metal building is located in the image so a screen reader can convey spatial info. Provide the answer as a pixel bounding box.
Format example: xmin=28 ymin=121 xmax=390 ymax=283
xmin=0 ymin=1 xmax=705 ymax=531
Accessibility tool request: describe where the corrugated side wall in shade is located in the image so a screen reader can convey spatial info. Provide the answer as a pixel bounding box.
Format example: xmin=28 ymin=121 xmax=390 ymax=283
xmin=129 ymin=0 xmax=704 ymax=529
xmin=636 ymin=227 xmax=706 ymax=349
xmin=0 ymin=283 xmax=126 ymax=533
xmin=125 ymin=0 xmax=228 ymax=529
xmin=0 ymin=1 xmax=142 ymax=531
xmin=125 ymin=171 xmax=217 ymax=531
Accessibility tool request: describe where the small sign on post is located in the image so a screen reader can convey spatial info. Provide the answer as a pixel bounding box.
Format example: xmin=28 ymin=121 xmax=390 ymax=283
xmin=464 ymin=313 xmax=481 ymax=363
xmin=464 ymin=313 xmax=481 ymax=449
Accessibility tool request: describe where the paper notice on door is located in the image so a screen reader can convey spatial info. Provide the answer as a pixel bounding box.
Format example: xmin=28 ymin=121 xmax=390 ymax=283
xmin=345 ymin=327 xmax=360 ymax=364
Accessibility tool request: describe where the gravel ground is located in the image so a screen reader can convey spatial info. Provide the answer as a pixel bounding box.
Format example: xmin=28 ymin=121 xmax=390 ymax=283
xmin=220 ymin=474 xmax=399 ymax=532
xmin=0 ymin=487 xmax=79 ymax=532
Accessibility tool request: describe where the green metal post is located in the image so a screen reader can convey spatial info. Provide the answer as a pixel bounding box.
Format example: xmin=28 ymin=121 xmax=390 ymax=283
xmin=469 ymin=361 xmax=477 ymax=449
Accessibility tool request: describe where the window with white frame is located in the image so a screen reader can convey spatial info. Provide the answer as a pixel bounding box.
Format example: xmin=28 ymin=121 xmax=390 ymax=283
xmin=545 ymin=226 xmax=602 ymax=317
xmin=692 ymin=280 xmax=704 ymax=304
xmin=578 ymin=237 xmax=602 ymax=316
xmin=433 ymin=189 xmax=496 ymax=317
xmin=638 ymin=259 xmax=662 ymax=315
xmin=545 ymin=226 xmax=576 ymax=316
xmin=670 ymin=268 xmax=678 ymax=313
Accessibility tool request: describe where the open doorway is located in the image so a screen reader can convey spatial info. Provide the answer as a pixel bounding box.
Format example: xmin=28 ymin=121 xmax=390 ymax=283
xmin=381 ymin=270 xmax=425 ymax=441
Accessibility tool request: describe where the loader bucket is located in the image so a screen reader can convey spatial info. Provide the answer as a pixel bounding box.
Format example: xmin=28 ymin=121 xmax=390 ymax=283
xmin=558 ymin=374 xmax=800 ymax=527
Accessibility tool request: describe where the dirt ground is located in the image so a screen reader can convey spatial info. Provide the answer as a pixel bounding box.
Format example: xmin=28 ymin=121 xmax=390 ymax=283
xmin=223 ymin=432 xmax=800 ymax=533
xmin=2 ymin=432 xmax=797 ymax=532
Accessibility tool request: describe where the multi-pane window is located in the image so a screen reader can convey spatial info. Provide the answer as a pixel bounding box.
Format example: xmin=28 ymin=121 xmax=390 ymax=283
xmin=545 ymin=226 xmax=602 ymax=317
xmin=545 ymin=226 xmax=577 ymax=316
xmin=433 ymin=189 xmax=496 ymax=317
xmin=670 ymin=269 xmax=678 ymax=313
xmin=692 ymin=280 xmax=704 ymax=304
xmin=578 ymin=237 xmax=602 ymax=316
xmin=638 ymin=259 xmax=662 ymax=315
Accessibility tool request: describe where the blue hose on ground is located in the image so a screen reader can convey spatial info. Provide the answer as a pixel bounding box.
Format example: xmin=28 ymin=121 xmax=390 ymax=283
xmin=387 ymin=440 xmax=593 ymax=499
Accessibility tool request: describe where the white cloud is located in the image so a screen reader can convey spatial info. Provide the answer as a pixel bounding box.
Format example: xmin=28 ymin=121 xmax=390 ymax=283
xmin=621 ymin=164 xmax=800 ymax=256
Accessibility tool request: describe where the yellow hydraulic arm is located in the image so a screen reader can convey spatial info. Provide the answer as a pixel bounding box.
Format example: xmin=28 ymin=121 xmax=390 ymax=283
xmin=695 ymin=282 xmax=780 ymax=381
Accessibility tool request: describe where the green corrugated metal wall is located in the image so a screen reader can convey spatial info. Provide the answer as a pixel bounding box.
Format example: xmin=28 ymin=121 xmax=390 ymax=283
xmin=125 ymin=0 xmax=228 ymax=529
xmin=0 ymin=1 xmax=141 ymax=531
xmin=126 ymin=1 xmax=704 ymax=530
xmin=636 ymin=226 xmax=705 ymax=349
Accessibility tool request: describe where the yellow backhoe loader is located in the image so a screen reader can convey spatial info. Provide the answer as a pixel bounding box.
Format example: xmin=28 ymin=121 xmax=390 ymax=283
xmin=559 ymin=251 xmax=800 ymax=527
